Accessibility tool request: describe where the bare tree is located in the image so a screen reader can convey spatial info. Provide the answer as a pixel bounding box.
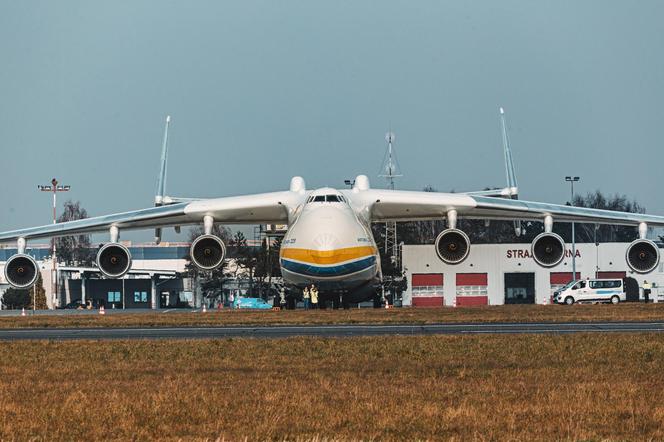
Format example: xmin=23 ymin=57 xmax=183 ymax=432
xmin=392 ymin=188 xmax=645 ymax=245
xmin=53 ymin=200 xmax=94 ymax=265
xmin=567 ymin=191 xmax=645 ymax=243
xmin=230 ymin=231 xmax=259 ymax=295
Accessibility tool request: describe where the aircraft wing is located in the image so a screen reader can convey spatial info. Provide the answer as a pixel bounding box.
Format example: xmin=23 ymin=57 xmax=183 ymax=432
xmin=0 ymin=191 xmax=302 ymax=244
xmin=357 ymin=189 xmax=664 ymax=227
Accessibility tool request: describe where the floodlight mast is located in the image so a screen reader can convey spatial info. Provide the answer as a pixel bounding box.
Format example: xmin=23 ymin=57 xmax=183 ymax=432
xmin=38 ymin=178 xmax=70 ymax=308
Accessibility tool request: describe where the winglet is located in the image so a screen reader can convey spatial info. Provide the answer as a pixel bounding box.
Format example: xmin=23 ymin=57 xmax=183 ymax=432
xmin=155 ymin=115 xmax=171 ymax=206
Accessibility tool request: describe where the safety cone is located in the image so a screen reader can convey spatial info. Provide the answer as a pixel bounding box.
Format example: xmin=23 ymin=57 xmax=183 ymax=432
xmin=21 ymin=307 xmax=26 ymax=317
xmin=202 ymin=304 xmax=207 ymax=313
xmin=217 ymin=303 xmax=223 ymax=311
xmin=99 ymin=305 xmax=105 ymax=315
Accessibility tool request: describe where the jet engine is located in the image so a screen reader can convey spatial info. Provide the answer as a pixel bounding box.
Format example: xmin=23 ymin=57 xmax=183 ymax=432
xmin=531 ymin=232 xmax=565 ymax=267
xmin=190 ymin=234 xmax=226 ymax=270
xmin=434 ymin=229 xmax=471 ymax=264
xmin=626 ymin=239 xmax=660 ymax=274
xmin=96 ymin=243 xmax=132 ymax=278
xmin=4 ymin=254 xmax=39 ymax=288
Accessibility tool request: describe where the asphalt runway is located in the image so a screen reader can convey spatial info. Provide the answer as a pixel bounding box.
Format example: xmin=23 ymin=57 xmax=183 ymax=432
xmin=1 ymin=322 xmax=664 ymax=340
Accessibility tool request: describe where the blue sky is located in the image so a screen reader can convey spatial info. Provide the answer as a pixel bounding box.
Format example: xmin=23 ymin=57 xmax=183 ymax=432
xmin=0 ymin=1 xmax=662 ymax=241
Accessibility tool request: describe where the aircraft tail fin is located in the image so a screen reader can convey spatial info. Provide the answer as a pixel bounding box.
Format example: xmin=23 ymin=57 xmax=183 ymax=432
xmin=500 ymin=107 xmax=523 ymax=236
xmin=155 ymin=115 xmax=171 ymax=206
xmin=500 ymin=107 xmax=518 ymax=199
xmin=151 ymin=116 xmax=205 ymax=243
xmin=153 ymin=116 xmax=171 ymax=244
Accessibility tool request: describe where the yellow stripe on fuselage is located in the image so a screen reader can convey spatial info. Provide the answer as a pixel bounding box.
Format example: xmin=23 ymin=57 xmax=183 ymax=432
xmin=280 ymin=246 xmax=377 ymax=265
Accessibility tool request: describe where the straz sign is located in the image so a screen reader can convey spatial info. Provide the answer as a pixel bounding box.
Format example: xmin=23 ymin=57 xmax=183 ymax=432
xmin=506 ymin=249 xmax=580 ymax=259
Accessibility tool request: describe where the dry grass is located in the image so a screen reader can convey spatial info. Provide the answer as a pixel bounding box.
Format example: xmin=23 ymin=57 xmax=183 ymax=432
xmin=3 ymin=304 xmax=664 ymax=329
xmin=1 ymin=334 xmax=664 ymax=440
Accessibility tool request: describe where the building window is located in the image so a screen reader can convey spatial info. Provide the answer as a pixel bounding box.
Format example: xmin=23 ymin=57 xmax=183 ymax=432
xmin=134 ymin=291 xmax=148 ymax=303
xmin=412 ymin=285 xmax=444 ymax=297
xmin=457 ymin=285 xmax=488 ymax=296
xmin=107 ymin=291 xmax=121 ymax=303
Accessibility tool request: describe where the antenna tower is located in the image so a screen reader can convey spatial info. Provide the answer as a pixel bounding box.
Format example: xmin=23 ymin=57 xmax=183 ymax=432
xmin=378 ymin=131 xmax=402 ymax=271
xmin=379 ymin=131 xmax=402 ymax=190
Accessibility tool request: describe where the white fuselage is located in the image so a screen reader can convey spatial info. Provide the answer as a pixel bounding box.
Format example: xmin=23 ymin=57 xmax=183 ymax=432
xmin=279 ymin=189 xmax=381 ymax=295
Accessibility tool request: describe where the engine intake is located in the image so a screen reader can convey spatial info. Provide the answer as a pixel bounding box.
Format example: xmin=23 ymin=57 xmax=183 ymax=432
xmin=96 ymin=243 xmax=132 ymax=278
xmin=4 ymin=254 xmax=39 ymax=288
xmin=434 ymin=229 xmax=470 ymax=264
xmin=532 ymin=232 xmax=565 ymax=267
xmin=190 ymin=234 xmax=226 ymax=270
xmin=626 ymin=239 xmax=660 ymax=274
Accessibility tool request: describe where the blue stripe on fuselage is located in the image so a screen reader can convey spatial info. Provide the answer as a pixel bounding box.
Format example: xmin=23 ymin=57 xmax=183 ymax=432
xmin=280 ymin=255 xmax=376 ymax=277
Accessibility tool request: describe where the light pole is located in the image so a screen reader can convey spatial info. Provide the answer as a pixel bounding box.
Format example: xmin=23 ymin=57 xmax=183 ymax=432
xmin=565 ymin=176 xmax=580 ymax=280
xmin=38 ymin=178 xmax=70 ymax=308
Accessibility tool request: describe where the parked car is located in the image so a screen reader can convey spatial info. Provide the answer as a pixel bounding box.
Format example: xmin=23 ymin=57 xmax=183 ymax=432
xmin=60 ymin=299 xmax=100 ymax=310
xmin=60 ymin=300 xmax=85 ymax=310
xmin=555 ymin=279 xmax=625 ymax=305
xmin=232 ymin=297 xmax=273 ymax=309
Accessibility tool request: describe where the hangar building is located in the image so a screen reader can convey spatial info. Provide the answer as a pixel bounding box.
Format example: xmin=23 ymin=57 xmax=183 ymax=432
xmin=401 ymin=242 xmax=664 ymax=307
xmin=0 ymin=243 xmax=191 ymax=310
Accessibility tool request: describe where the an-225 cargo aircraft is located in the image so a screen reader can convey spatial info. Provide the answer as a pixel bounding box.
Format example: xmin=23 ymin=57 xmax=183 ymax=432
xmin=1 ymin=110 xmax=662 ymax=305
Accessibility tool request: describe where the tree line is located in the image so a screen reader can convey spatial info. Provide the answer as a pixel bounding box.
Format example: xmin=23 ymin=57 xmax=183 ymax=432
xmin=388 ymin=188 xmax=647 ymax=245
xmin=185 ymin=225 xmax=282 ymax=303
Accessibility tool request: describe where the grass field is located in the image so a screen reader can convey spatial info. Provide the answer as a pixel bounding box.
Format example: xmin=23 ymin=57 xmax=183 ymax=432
xmin=2 ymin=303 xmax=664 ymax=329
xmin=1 ymin=334 xmax=664 ymax=440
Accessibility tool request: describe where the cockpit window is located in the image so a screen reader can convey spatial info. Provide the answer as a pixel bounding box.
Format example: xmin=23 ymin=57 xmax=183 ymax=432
xmin=308 ymin=194 xmax=346 ymax=203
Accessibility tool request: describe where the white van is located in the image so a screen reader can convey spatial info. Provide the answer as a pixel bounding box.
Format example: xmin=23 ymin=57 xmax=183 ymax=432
xmin=555 ymin=279 xmax=625 ymax=305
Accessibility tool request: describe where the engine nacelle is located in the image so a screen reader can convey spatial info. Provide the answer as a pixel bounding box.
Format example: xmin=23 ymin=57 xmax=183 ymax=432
xmin=190 ymin=234 xmax=226 ymax=270
xmin=4 ymin=254 xmax=39 ymax=288
xmin=531 ymin=232 xmax=565 ymax=267
xmin=434 ymin=229 xmax=470 ymax=264
xmin=626 ymin=239 xmax=660 ymax=274
xmin=96 ymin=243 xmax=132 ymax=278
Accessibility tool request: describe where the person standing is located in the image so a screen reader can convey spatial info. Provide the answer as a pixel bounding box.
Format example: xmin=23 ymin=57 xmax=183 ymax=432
xmin=303 ymin=286 xmax=310 ymax=310
xmin=644 ymin=280 xmax=651 ymax=303
xmin=279 ymin=287 xmax=287 ymax=309
xmin=310 ymin=285 xmax=319 ymax=309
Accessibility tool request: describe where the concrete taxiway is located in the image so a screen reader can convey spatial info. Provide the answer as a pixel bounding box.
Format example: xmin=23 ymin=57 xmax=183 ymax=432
xmin=1 ymin=322 xmax=664 ymax=340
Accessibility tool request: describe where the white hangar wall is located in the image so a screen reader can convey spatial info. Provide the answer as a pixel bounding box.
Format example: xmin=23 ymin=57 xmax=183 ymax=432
xmin=401 ymin=243 xmax=664 ymax=307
